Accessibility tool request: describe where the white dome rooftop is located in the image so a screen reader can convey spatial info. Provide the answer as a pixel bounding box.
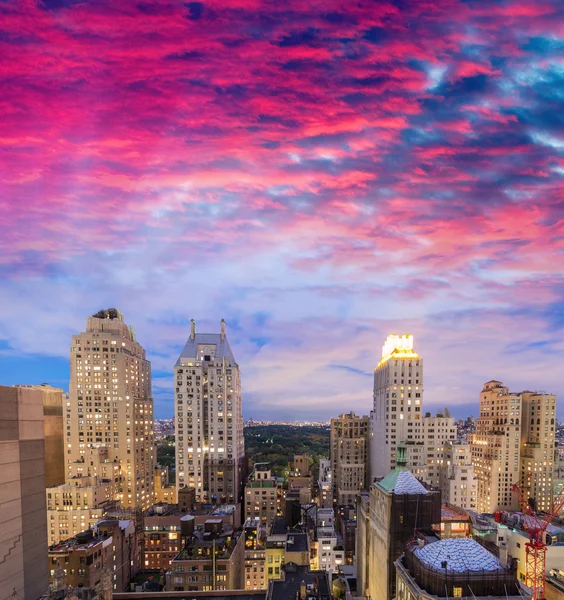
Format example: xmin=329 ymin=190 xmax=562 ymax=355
xmin=414 ymin=538 xmax=503 ymax=573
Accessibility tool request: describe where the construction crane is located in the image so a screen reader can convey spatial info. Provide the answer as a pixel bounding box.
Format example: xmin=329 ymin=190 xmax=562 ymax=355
xmin=511 ymin=474 xmax=564 ymax=600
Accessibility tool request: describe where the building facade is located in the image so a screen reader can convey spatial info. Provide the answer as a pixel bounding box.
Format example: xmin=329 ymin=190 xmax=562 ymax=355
xmin=330 ymin=412 xmax=369 ymax=506
xmin=46 ymin=476 xmax=115 ymax=545
xmin=470 ymin=380 xmax=557 ymax=513
xmin=357 ymin=445 xmax=441 ymax=600
xmin=370 ymin=334 xmax=423 ymax=480
xmin=520 ymin=391 xmax=557 ymax=511
xmin=48 ymin=520 xmax=137 ymax=592
xmin=243 ymin=519 xmax=267 ymax=590
xmin=439 ymin=441 xmax=477 ymax=510
xmin=175 ymin=320 xmax=245 ymax=504
xmin=166 ymin=521 xmax=244 ymax=591
xmin=0 ymin=385 xmax=49 ymax=600
xmin=67 ymin=309 xmax=155 ymax=510
xmin=15 ymin=383 xmax=65 ymax=487
xmin=470 ymin=380 xmax=522 ymax=513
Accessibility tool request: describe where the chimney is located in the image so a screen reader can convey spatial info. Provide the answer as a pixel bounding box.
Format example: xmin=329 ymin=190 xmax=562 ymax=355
xmin=300 ymin=580 xmax=307 ymax=600
xmin=190 ymin=319 xmax=196 ymax=340
xmin=220 ymin=318 xmax=226 ymax=340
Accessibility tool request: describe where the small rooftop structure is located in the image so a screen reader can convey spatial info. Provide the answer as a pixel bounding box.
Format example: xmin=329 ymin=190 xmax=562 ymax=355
xmin=376 ymin=444 xmax=429 ymax=495
xmin=176 ymin=320 xmax=236 ymax=365
xmin=414 ymin=538 xmax=502 ymax=573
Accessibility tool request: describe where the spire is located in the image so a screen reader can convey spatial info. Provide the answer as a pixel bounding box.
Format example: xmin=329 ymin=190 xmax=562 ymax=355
xmin=396 ymin=442 xmax=408 ymax=468
xmin=221 ymin=319 xmax=226 ymax=340
xmin=190 ymin=319 xmax=196 ymax=340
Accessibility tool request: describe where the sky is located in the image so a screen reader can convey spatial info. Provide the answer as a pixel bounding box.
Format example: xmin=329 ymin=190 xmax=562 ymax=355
xmin=1 ymin=0 xmax=564 ymax=421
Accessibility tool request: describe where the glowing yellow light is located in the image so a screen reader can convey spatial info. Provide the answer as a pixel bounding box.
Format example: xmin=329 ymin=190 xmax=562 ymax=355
xmin=378 ymin=334 xmax=419 ymax=366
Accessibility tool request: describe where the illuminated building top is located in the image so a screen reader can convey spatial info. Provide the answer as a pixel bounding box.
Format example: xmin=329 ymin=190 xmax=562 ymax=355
xmin=378 ymin=334 xmax=419 ymax=367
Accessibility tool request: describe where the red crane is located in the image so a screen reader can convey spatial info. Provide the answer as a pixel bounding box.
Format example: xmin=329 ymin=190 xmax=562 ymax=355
xmin=511 ymin=474 xmax=564 ymax=600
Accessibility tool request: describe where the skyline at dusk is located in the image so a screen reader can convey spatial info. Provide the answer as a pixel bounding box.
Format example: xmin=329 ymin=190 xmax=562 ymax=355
xmin=1 ymin=0 xmax=564 ymax=420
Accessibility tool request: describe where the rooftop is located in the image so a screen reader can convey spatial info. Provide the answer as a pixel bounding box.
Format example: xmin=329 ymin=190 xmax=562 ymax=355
xmin=176 ymin=322 xmax=236 ymax=365
xmin=414 ymin=538 xmax=503 ymax=573
xmin=286 ymin=533 xmax=309 ymax=553
xmin=267 ymin=566 xmax=332 ymax=600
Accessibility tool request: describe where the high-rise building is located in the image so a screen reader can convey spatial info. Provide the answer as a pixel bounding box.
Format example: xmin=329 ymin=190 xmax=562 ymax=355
xmin=175 ymin=319 xmax=245 ymax=504
xmin=471 ymin=381 xmax=522 ymax=513
xmin=330 ymin=412 xmax=369 ymax=505
xmin=369 ymin=334 xmax=423 ymax=480
xmin=520 ymin=391 xmax=557 ymax=512
xmin=0 ymin=385 xmax=49 ymax=600
xmin=66 ymin=309 xmax=155 ymax=510
xmin=368 ymin=334 xmax=456 ymax=487
xmin=470 ymin=382 xmax=557 ymax=514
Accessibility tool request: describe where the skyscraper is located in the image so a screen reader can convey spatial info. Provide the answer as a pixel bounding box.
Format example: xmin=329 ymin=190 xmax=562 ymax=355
xmin=470 ymin=382 xmax=557 ymax=513
xmin=369 ymin=334 xmax=456 ymax=486
xmin=369 ymin=334 xmax=424 ymax=479
xmin=471 ymin=381 xmax=522 ymax=513
xmin=66 ymin=309 xmax=155 ymax=510
xmin=520 ymin=391 xmax=556 ymax=512
xmin=175 ymin=319 xmax=245 ymax=504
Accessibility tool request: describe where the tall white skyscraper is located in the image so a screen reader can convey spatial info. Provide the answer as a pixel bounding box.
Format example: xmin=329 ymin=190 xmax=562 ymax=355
xmin=67 ymin=309 xmax=155 ymax=510
xmin=369 ymin=334 xmax=457 ymax=486
xmin=175 ymin=319 xmax=245 ymax=504
xmin=370 ymin=334 xmax=424 ymax=479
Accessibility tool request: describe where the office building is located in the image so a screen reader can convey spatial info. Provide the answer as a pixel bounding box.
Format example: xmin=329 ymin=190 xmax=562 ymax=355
xmin=245 ymin=465 xmax=279 ymax=525
xmin=67 ymin=309 xmax=155 ymax=510
xmin=174 ymin=319 xmax=245 ymax=504
xmin=0 ymin=385 xmax=49 ymax=600
xmin=330 ymin=412 xmax=369 ymax=505
xmin=357 ymin=444 xmax=440 ymax=600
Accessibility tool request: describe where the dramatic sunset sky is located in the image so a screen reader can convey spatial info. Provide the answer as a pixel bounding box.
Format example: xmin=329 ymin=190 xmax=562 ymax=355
xmin=1 ymin=0 xmax=563 ymax=420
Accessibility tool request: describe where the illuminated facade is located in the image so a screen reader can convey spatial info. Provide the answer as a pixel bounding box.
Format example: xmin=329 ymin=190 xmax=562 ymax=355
xmin=439 ymin=441 xmax=477 ymax=510
xmin=174 ymin=320 xmax=245 ymax=504
xmin=519 ymin=391 xmax=556 ymax=512
xmin=470 ymin=382 xmax=557 ymax=514
xmin=369 ymin=334 xmax=457 ymax=485
xmin=471 ymin=381 xmax=522 ymax=513
xmin=67 ymin=309 xmax=155 ymax=510
xmin=369 ymin=334 xmax=424 ymax=479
